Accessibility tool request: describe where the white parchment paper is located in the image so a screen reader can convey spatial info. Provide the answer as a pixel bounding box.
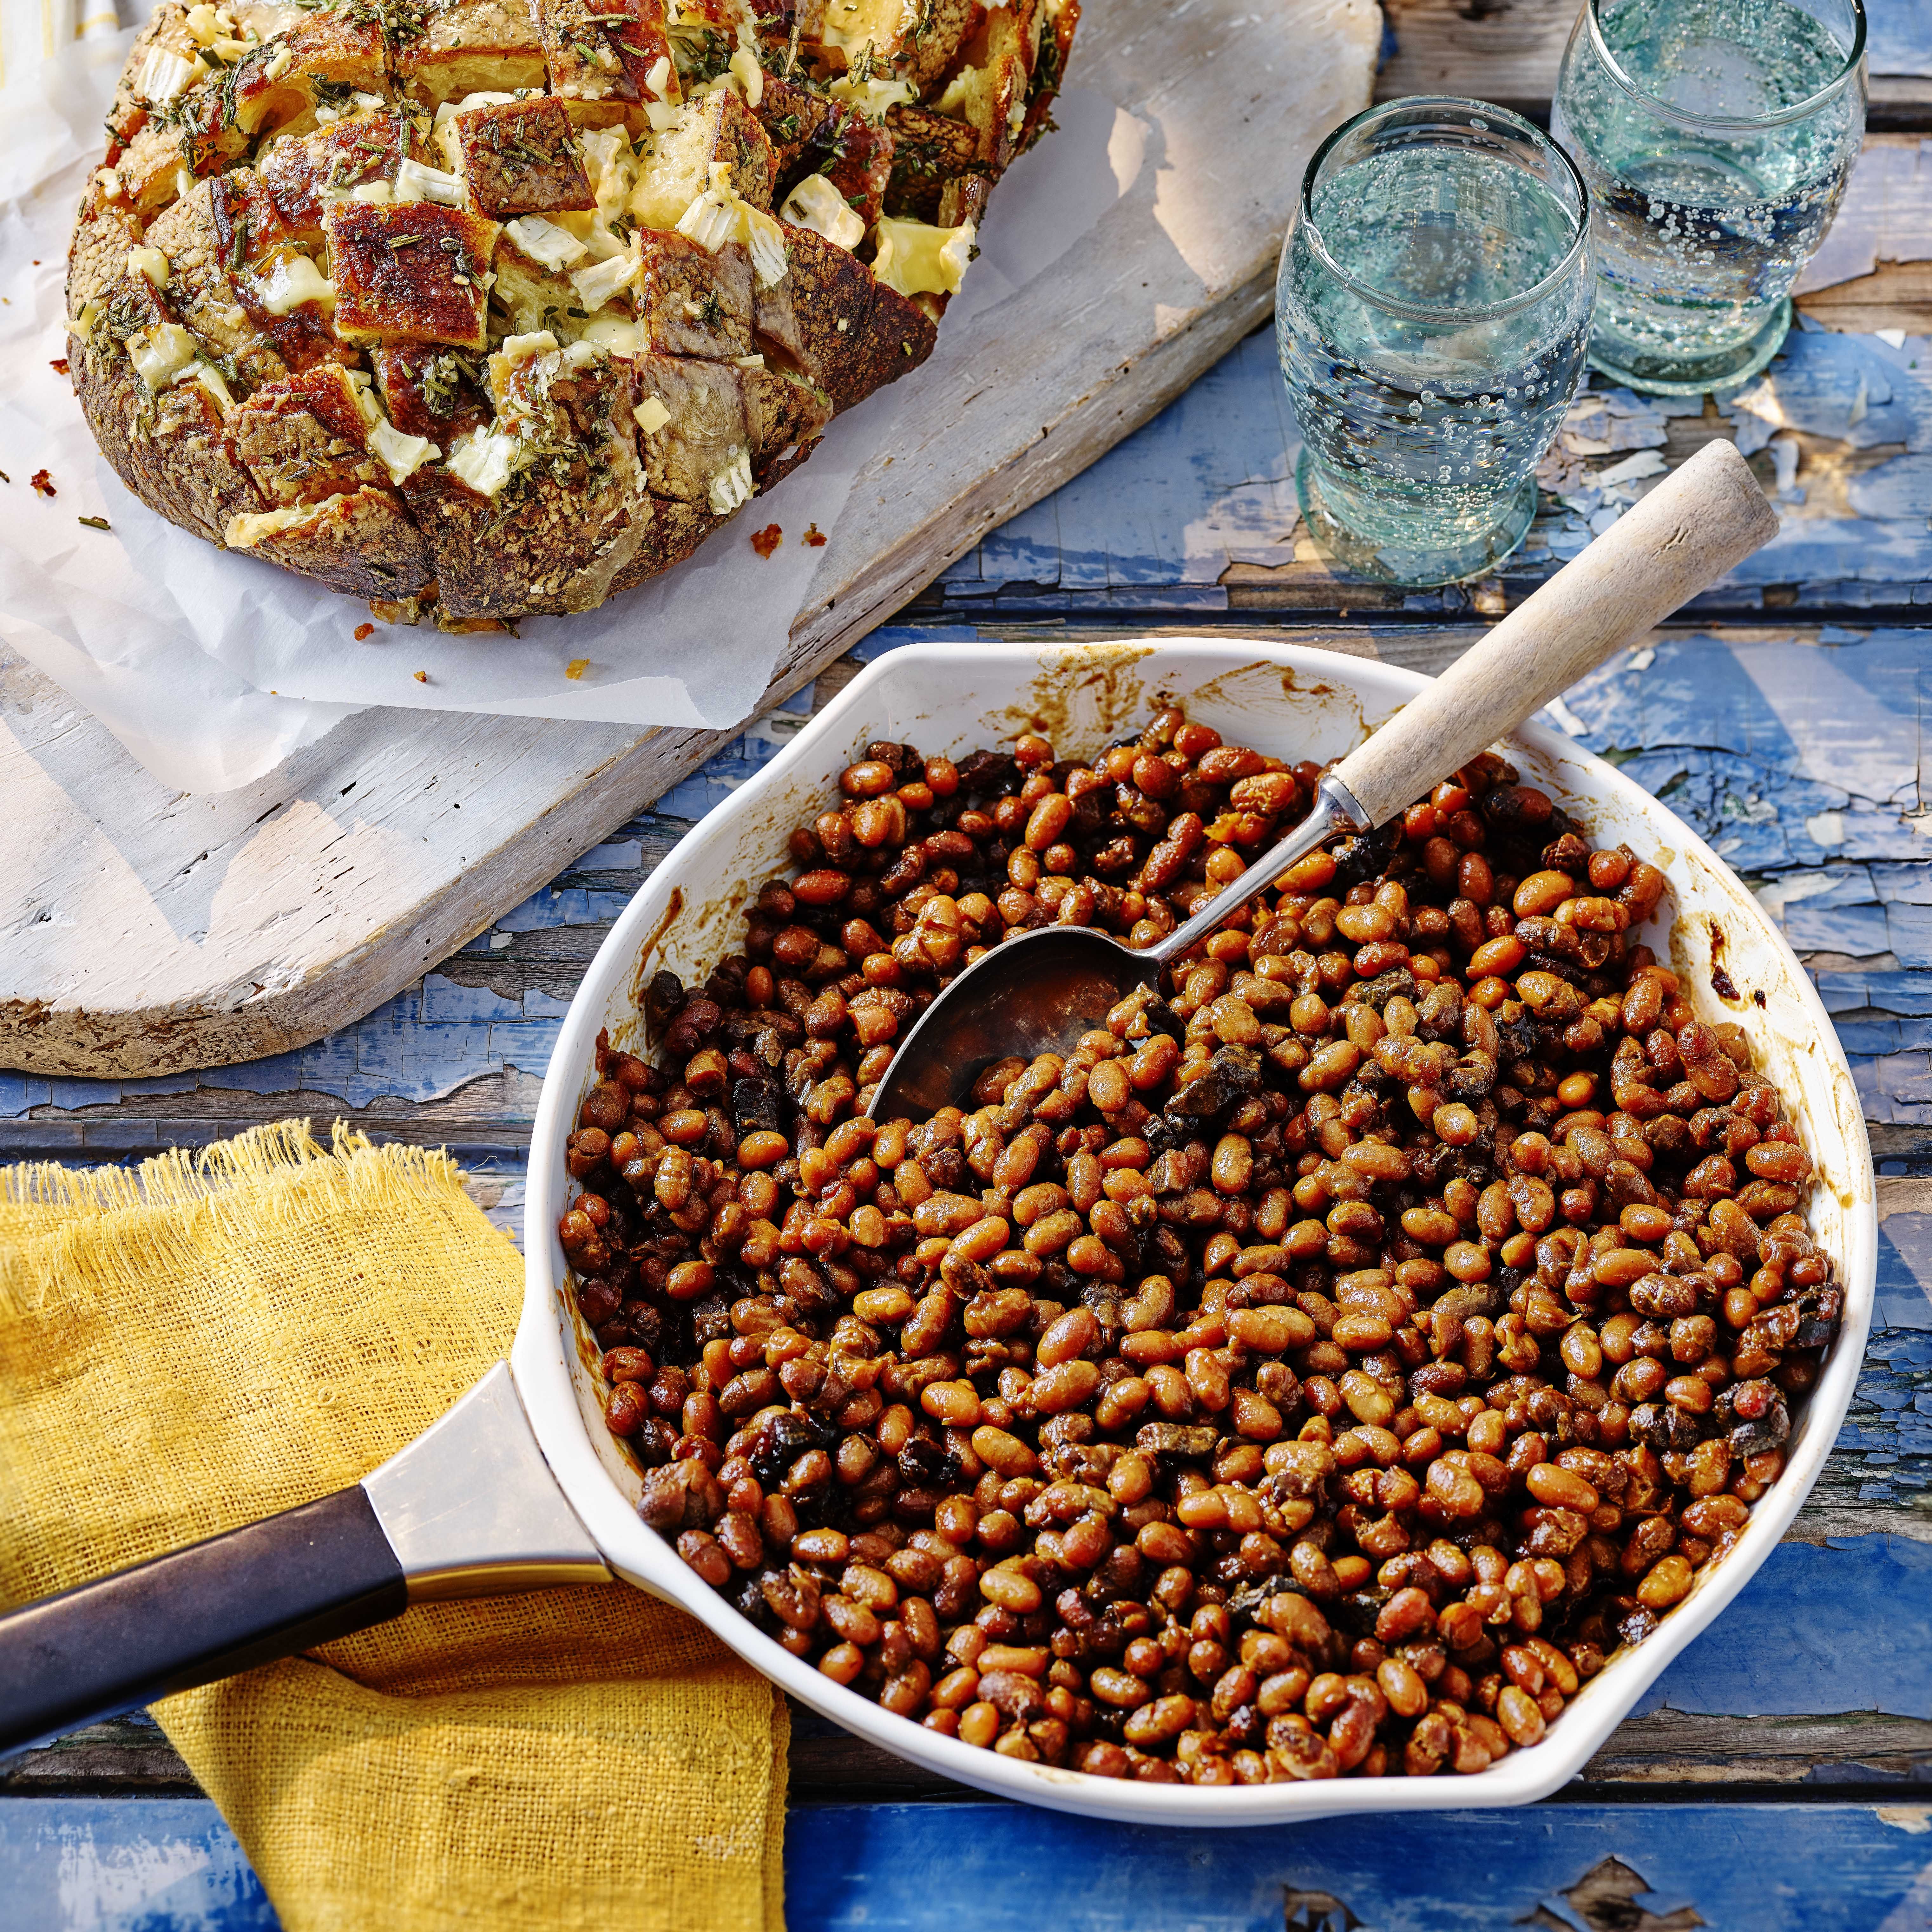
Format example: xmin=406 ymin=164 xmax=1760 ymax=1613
xmin=0 ymin=34 xmax=1139 ymax=791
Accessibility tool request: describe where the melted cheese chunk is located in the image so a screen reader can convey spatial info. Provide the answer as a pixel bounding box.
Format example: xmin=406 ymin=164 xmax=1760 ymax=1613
xmin=633 ymin=392 xmax=671 ymax=434
xmin=393 ymin=157 xmax=467 ymax=207
xmin=644 ymin=54 xmax=673 ymax=98
xmin=583 ymin=315 xmax=642 ymax=357
xmin=676 ymin=163 xmax=786 ymax=288
xmin=132 ymin=45 xmax=206 ymax=104
xmin=570 ymin=246 xmax=639 ymax=312
xmin=575 ymin=128 xmax=641 ymax=262
xmin=446 ymin=424 xmax=521 ymax=497
xmin=727 ymin=48 xmax=764 ymax=107
xmin=779 ymin=173 xmax=863 ymax=251
xmin=255 ymin=251 xmax=334 ymax=314
xmin=127 ymin=246 xmax=171 ymax=289
xmin=871 ymin=216 xmax=974 ymax=299
xmin=498 ymin=329 xmax=562 ymax=366
xmin=128 ymin=321 xmax=200 ymax=394
xmin=825 ymin=74 xmax=915 ymax=120
xmin=183 ymin=5 xmax=255 ymax=56
xmin=314 ymin=89 xmax=388 ymax=126
xmin=343 ymin=367 xmax=384 ymax=428
xmin=708 ymin=445 xmax=752 ymax=515
xmin=817 ymin=0 xmax=914 ymax=60
xmin=226 ymin=502 xmax=323 ymax=548
xmin=185 ymin=361 xmax=236 ymax=413
xmin=506 ymin=214 xmax=589 ymax=271
xmin=369 ymin=417 xmax=439 ymax=483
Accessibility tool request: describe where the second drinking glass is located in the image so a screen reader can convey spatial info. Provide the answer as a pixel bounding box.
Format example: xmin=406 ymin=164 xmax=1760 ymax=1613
xmin=1276 ymin=98 xmax=1595 ymax=589
xmin=1553 ymin=0 xmax=1866 ymax=394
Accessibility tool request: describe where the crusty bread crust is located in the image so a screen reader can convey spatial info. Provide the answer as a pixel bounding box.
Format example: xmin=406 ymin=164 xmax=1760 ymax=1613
xmin=66 ymin=0 xmax=1077 ymax=627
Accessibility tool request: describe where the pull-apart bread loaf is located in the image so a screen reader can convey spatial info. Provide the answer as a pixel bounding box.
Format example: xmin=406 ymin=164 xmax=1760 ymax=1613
xmin=66 ymin=0 xmax=1078 ymax=627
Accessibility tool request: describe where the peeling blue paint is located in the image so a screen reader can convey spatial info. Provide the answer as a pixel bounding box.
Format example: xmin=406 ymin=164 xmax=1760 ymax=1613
xmin=8 ymin=1797 xmax=1932 ymax=1932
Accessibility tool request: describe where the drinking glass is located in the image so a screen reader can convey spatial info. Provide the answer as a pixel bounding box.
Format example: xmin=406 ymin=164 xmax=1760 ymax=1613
xmin=1276 ymin=97 xmax=1594 ymax=589
xmin=1552 ymin=0 xmax=1866 ymax=395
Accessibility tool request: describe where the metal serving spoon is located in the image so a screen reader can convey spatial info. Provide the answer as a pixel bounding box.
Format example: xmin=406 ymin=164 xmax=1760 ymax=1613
xmin=870 ymin=439 xmax=1779 ymax=1122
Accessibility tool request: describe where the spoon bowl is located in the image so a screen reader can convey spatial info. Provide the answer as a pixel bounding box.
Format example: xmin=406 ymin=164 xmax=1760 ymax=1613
xmin=872 ymin=439 xmax=1778 ymax=1123
xmin=871 ymin=776 xmax=1364 ymax=1119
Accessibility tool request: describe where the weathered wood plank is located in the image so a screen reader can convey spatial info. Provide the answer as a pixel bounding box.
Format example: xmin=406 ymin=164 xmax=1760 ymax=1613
xmin=785 ymin=1801 xmax=1932 ymax=1929
xmin=1378 ymin=0 xmax=1932 ymax=131
xmin=12 ymin=624 xmax=1931 ymax=1145
xmin=8 ymin=1795 xmax=1932 ymax=1930
xmin=934 ymin=314 xmax=1932 ymax=624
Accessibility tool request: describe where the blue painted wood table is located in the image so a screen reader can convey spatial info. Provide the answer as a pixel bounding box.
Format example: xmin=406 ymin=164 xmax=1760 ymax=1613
xmin=9 ymin=7 xmax=1932 ymax=1925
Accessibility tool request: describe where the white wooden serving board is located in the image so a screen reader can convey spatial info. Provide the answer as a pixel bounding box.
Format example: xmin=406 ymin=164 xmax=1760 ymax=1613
xmin=2 ymin=0 xmax=1380 ymax=1078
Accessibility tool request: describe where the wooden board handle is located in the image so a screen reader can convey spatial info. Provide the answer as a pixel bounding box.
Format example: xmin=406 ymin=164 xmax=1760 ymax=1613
xmin=1331 ymin=439 xmax=1779 ymax=829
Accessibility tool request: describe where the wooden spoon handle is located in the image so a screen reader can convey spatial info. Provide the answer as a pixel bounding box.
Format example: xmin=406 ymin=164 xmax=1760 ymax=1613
xmin=1330 ymin=437 xmax=1779 ymax=829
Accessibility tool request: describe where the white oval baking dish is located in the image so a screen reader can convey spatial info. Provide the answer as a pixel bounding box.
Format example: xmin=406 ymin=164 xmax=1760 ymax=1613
xmin=514 ymin=637 xmax=1877 ymax=1826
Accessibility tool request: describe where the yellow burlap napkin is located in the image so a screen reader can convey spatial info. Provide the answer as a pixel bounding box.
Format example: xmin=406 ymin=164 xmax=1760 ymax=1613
xmin=0 ymin=1122 xmax=787 ymax=1932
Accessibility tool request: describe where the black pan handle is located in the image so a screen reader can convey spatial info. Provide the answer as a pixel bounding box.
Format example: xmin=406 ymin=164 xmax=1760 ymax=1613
xmin=0 ymin=1486 xmax=407 ymax=1758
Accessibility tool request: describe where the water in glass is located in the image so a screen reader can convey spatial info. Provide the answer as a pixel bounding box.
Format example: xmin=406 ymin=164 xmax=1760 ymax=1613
xmin=1276 ymin=100 xmax=1593 ymax=588
xmin=1552 ymin=0 xmax=1865 ymax=394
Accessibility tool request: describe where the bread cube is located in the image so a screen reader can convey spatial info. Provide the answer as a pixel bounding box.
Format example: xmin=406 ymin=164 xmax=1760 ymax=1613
xmin=325 ymin=201 xmax=500 ymax=349
xmin=539 ymin=0 xmax=677 ymax=118
xmin=227 ymin=15 xmax=390 ymax=136
xmin=605 ymin=492 xmax=725 ymax=594
xmin=394 ymin=0 xmax=548 ymax=105
xmin=635 ymin=232 xmax=752 ymax=358
xmin=256 ymin=111 xmax=416 ymax=236
xmin=225 ymin=486 xmax=436 ymax=600
xmin=753 ymin=221 xmax=935 ymax=413
xmin=406 ymin=342 xmax=646 ymax=619
xmin=66 ymin=179 xmax=146 ymax=317
xmin=742 ymin=362 xmax=832 ymax=485
xmin=144 ymin=177 xmax=292 ymax=386
xmin=938 ymin=0 xmax=1046 ymax=182
xmin=630 ymin=354 xmax=748 ymax=505
xmin=230 ymin=364 xmax=393 ymax=505
xmin=449 ymin=97 xmax=595 ymax=217
xmin=72 ymin=294 xmax=267 ymax=548
xmin=755 ymin=74 xmax=892 ymax=230
xmin=629 ymin=89 xmax=774 ymax=229
xmin=490 ymin=233 xmax=585 ymax=338
xmin=882 ymin=102 xmax=979 ymax=223
xmin=372 ymin=342 xmax=493 ymax=445
xmin=107 ymin=3 xmax=202 ymax=145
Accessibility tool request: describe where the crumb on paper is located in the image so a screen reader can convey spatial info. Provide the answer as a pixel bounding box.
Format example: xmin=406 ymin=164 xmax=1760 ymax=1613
xmin=354 ymin=622 xmax=375 ymax=640
xmin=77 ymin=515 xmax=110 ymax=531
xmin=750 ymin=522 xmax=782 ymax=558
xmin=49 ymin=358 xmax=68 ymax=376
xmin=413 ymin=669 xmax=429 ymax=682
xmin=30 ymin=469 xmax=55 ymax=498
xmin=565 ymin=656 xmax=590 ymax=679
xmin=803 ymin=522 xmax=827 ymax=548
